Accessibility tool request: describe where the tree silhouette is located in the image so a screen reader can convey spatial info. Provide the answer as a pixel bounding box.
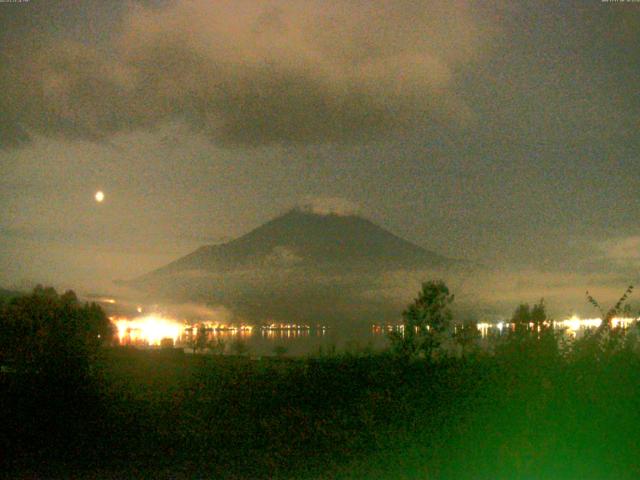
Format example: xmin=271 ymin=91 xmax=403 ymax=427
xmin=511 ymin=303 xmax=531 ymax=335
xmin=0 ymin=285 xmax=113 ymax=375
xmin=577 ymin=285 xmax=636 ymax=358
xmin=390 ymin=280 xmax=454 ymax=359
xmin=498 ymin=299 xmax=558 ymax=361
xmin=208 ymin=336 xmax=226 ymax=355
xmin=454 ymin=319 xmax=481 ymax=357
xmin=587 ymin=285 xmax=634 ymax=331
xmin=193 ymin=324 xmax=209 ymax=354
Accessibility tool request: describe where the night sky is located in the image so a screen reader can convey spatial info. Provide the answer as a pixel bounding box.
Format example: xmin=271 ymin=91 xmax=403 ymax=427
xmin=1 ymin=1 xmax=638 ymax=311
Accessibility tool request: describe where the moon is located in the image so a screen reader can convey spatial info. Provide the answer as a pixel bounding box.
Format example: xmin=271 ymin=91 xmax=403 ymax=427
xmin=95 ymin=191 xmax=105 ymax=203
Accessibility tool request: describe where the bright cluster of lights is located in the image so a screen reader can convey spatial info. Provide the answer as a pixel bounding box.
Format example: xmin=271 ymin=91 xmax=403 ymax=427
xmin=192 ymin=323 xmax=253 ymax=333
xmin=260 ymin=324 xmax=327 ymax=338
xmin=112 ymin=315 xmax=185 ymax=346
xmin=261 ymin=323 xmax=311 ymax=331
xmin=554 ymin=316 xmax=637 ymax=334
xmin=372 ymin=324 xmax=404 ymax=333
xmin=185 ymin=323 xmax=254 ymax=339
xmin=372 ymin=315 xmax=639 ymax=339
xmin=611 ymin=317 xmax=636 ymax=329
xmin=555 ymin=315 xmax=601 ymax=333
xmin=110 ymin=316 xmax=336 ymax=346
xmin=476 ymin=322 xmax=491 ymax=336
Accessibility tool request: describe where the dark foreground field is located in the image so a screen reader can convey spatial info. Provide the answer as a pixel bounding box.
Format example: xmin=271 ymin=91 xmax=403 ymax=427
xmin=3 ymin=344 xmax=640 ymax=480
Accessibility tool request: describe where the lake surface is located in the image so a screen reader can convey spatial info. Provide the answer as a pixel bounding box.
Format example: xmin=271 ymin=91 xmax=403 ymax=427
xmin=112 ymin=315 xmax=393 ymax=356
xmin=111 ymin=314 xmax=639 ymax=356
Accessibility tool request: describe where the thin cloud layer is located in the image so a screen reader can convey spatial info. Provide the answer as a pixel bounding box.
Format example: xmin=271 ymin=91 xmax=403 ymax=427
xmin=600 ymin=236 xmax=640 ymax=269
xmin=0 ymin=0 xmax=489 ymax=148
xmin=367 ymin=267 xmax=639 ymax=318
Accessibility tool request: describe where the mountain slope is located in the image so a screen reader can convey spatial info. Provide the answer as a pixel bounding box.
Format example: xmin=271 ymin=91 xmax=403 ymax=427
xmin=146 ymin=209 xmax=451 ymax=276
xmin=132 ymin=209 xmax=460 ymax=325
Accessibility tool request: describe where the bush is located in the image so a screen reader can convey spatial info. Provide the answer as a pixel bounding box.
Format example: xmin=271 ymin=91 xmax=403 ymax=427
xmin=0 ymin=285 xmax=113 ymax=376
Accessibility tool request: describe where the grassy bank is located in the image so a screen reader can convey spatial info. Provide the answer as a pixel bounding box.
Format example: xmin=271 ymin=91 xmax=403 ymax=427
xmin=3 ymin=345 xmax=640 ymax=479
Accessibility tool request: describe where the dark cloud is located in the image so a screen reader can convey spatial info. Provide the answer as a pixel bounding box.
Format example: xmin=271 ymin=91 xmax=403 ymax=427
xmin=0 ymin=0 xmax=489 ymax=148
xmin=1 ymin=0 xmax=638 ymax=306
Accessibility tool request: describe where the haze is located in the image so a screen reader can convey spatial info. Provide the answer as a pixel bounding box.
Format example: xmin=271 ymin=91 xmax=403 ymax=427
xmin=1 ymin=0 xmax=638 ymax=315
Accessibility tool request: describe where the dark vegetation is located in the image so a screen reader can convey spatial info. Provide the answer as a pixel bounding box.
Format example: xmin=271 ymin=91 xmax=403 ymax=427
xmin=2 ymin=284 xmax=640 ymax=479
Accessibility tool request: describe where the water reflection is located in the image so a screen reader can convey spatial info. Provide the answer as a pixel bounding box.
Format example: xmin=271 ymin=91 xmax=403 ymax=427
xmin=111 ymin=314 xmax=638 ymax=355
xmin=373 ymin=316 xmax=638 ymax=340
xmin=111 ymin=316 xmax=335 ymax=354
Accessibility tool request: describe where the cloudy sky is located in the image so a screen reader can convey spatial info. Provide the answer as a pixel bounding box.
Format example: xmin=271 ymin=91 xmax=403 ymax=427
xmin=0 ymin=0 xmax=638 ymax=309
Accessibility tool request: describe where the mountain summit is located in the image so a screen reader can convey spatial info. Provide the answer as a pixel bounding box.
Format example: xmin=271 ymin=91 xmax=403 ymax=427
xmin=133 ymin=209 xmax=458 ymax=325
xmin=148 ymin=208 xmax=451 ymax=277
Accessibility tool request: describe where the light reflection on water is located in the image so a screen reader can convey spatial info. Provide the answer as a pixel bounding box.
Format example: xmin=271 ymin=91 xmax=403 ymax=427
xmin=471 ymin=316 xmax=638 ymax=339
xmin=111 ymin=316 xmax=375 ymax=355
xmin=372 ymin=317 xmax=638 ymax=339
xmin=111 ymin=315 xmax=638 ymax=356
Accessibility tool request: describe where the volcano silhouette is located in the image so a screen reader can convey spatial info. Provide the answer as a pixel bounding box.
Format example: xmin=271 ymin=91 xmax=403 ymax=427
xmin=132 ymin=209 xmax=459 ymax=326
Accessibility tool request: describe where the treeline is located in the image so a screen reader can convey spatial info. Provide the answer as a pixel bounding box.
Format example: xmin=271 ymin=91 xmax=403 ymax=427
xmin=390 ymin=280 xmax=639 ymax=363
xmin=1 ymin=283 xmax=640 ymax=479
xmin=0 ymin=285 xmax=113 ymax=375
xmin=0 ymin=287 xmax=115 ymax=474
